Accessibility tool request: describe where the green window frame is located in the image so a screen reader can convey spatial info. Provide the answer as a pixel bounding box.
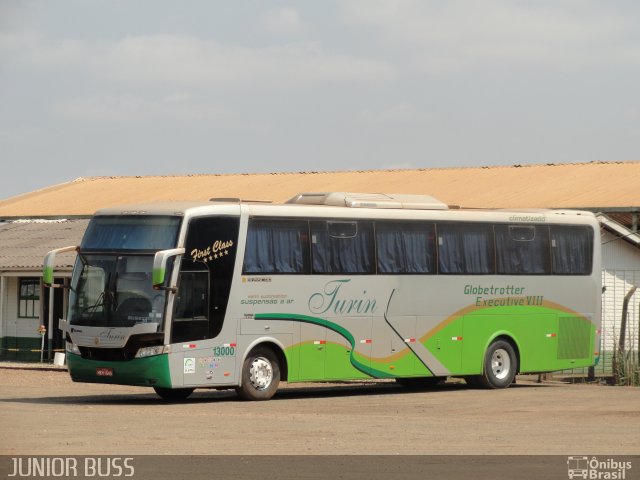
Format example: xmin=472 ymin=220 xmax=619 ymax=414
xmin=18 ymin=278 xmax=40 ymax=318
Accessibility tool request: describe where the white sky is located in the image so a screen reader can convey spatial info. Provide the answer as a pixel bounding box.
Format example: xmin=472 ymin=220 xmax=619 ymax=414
xmin=1 ymin=0 xmax=639 ymax=200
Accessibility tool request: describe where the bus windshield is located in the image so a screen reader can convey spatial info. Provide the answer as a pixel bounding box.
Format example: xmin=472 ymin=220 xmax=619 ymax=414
xmin=81 ymin=215 xmax=181 ymax=252
xmin=68 ymin=254 xmax=168 ymax=330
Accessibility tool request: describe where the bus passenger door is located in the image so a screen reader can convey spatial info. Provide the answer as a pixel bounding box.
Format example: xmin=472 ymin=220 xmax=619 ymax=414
xmin=172 ymin=271 xmax=209 ymax=343
xmin=172 ymin=270 xmax=238 ymax=387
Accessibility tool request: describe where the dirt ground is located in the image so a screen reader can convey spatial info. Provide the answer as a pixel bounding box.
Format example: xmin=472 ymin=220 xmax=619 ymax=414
xmin=0 ymin=367 xmax=638 ymax=456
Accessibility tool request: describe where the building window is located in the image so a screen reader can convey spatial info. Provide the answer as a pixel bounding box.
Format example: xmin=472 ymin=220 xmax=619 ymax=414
xmin=19 ymin=278 xmax=40 ymax=318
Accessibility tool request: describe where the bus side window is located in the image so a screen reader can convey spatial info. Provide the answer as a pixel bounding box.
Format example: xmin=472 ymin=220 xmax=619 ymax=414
xmin=376 ymin=222 xmax=436 ymax=274
xmin=243 ymin=219 xmax=310 ymax=274
xmin=437 ymin=223 xmax=495 ymax=274
xmin=311 ymin=220 xmax=374 ymax=274
xmin=550 ymin=225 xmax=593 ymax=275
xmin=495 ymin=225 xmax=550 ymax=274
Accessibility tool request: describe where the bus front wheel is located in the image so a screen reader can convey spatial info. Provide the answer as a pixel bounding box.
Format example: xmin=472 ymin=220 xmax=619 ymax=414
xmin=479 ymin=339 xmax=517 ymax=389
xmin=236 ymin=346 xmax=280 ymax=401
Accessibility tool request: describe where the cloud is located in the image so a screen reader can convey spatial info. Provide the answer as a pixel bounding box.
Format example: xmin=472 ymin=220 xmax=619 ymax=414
xmin=624 ymin=107 xmax=640 ymax=123
xmin=101 ymin=35 xmax=394 ymax=87
xmin=343 ymin=0 xmax=640 ymax=73
xmin=357 ymin=102 xmax=428 ymax=125
xmin=0 ymin=30 xmax=97 ymax=70
xmin=2 ymin=32 xmax=394 ymax=88
xmin=262 ymin=7 xmax=306 ymax=36
xmin=51 ymin=93 xmax=230 ymax=123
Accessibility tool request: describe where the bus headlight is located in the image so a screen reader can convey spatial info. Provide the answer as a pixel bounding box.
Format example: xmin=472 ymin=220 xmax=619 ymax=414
xmin=135 ymin=345 xmax=168 ymax=358
xmin=65 ymin=341 xmax=80 ymax=355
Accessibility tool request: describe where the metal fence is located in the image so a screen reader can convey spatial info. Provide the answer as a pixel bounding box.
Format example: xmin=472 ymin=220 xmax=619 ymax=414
xmin=558 ymin=269 xmax=639 ymax=380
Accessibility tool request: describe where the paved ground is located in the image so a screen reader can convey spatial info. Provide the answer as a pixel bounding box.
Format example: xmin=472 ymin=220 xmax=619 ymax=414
xmin=0 ymin=366 xmax=638 ymax=456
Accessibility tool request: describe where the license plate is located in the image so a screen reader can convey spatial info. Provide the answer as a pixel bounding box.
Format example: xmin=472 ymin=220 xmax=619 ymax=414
xmin=96 ymin=367 xmax=114 ymax=377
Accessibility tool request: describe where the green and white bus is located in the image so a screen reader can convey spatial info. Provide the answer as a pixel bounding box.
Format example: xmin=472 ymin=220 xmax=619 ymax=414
xmin=44 ymin=192 xmax=601 ymax=400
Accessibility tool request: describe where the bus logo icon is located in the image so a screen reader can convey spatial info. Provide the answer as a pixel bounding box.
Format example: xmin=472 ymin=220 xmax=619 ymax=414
xmin=567 ymin=456 xmax=589 ymax=479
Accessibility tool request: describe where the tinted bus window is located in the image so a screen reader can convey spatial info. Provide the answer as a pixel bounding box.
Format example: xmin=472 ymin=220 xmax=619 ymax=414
xmin=376 ymin=222 xmax=436 ymax=274
xmin=176 ymin=215 xmax=239 ymax=341
xmin=311 ymin=221 xmax=374 ymax=274
xmin=438 ymin=223 xmax=495 ymax=274
xmin=82 ymin=216 xmax=181 ymax=251
xmin=495 ymin=225 xmax=550 ymax=274
xmin=551 ymin=226 xmax=593 ymax=275
xmin=243 ymin=219 xmax=310 ymax=274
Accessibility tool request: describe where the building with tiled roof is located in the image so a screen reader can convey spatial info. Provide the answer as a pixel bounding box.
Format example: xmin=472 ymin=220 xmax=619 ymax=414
xmin=0 ymin=161 xmax=639 ymax=369
xmin=0 ymin=220 xmax=88 ymax=361
xmin=1 ymin=161 xmax=639 ymax=228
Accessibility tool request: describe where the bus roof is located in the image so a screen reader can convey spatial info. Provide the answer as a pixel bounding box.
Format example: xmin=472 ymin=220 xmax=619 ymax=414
xmin=92 ymin=193 xmax=597 ymax=225
xmin=286 ymin=192 xmax=450 ymax=210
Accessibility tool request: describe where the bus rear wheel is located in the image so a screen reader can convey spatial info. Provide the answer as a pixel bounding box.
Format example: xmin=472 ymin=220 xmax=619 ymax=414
xmin=475 ymin=339 xmax=518 ymax=389
xmin=153 ymin=387 xmax=195 ymax=401
xmin=236 ymin=346 xmax=280 ymax=401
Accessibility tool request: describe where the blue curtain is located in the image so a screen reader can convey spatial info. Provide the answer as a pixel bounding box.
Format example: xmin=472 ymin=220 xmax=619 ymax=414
xmin=551 ymin=226 xmax=593 ymax=274
xmin=243 ymin=220 xmax=308 ymax=273
xmin=311 ymin=221 xmax=374 ymax=273
xmin=495 ymin=225 xmax=550 ymax=274
xmin=438 ymin=224 xmax=494 ymax=274
xmin=376 ymin=223 xmax=435 ymax=273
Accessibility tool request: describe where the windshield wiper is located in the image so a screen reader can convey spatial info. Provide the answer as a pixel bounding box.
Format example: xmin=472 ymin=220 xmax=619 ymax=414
xmin=82 ymin=290 xmax=105 ymax=315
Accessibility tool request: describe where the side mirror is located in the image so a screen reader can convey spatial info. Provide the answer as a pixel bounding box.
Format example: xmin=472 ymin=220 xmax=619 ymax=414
xmin=43 ymin=246 xmax=78 ymax=287
xmin=152 ymin=248 xmax=185 ymax=290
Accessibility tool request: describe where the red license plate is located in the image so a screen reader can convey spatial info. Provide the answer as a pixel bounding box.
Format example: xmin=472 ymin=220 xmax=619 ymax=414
xmin=96 ymin=367 xmax=114 ymax=377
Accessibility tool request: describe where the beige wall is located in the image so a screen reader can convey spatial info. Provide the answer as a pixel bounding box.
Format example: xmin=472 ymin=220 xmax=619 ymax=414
xmin=1 ymin=275 xmax=42 ymax=341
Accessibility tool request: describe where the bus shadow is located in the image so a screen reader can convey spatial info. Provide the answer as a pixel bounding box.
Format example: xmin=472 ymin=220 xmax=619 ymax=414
xmin=0 ymin=380 xmax=546 ymax=406
xmin=272 ymin=379 xmax=545 ymax=400
xmin=0 ymin=390 xmax=235 ymax=406
xmin=273 ymin=381 xmax=454 ymax=400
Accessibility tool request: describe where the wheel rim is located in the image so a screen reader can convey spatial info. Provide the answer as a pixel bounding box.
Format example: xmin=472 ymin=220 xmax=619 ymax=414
xmin=491 ymin=348 xmax=511 ymax=380
xmin=249 ymin=356 xmax=273 ymax=390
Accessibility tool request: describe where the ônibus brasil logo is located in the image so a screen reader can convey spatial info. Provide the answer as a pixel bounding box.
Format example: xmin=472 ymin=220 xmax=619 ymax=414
xmin=567 ymin=456 xmax=633 ymax=480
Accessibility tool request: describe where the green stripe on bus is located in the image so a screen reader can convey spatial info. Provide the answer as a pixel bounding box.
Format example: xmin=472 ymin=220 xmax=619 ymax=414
xmin=66 ymin=353 xmax=172 ymax=388
xmin=256 ymin=313 xmax=394 ymax=378
xmin=257 ymin=304 xmax=596 ymax=379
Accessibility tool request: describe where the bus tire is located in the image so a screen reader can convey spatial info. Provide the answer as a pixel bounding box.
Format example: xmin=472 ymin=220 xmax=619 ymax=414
xmin=153 ymin=386 xmax=194 ymax=401
xmin=479 ymin=339 xmax=517 ymax=389
xmin=236 ymin=346 xmax=280 ymax=401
